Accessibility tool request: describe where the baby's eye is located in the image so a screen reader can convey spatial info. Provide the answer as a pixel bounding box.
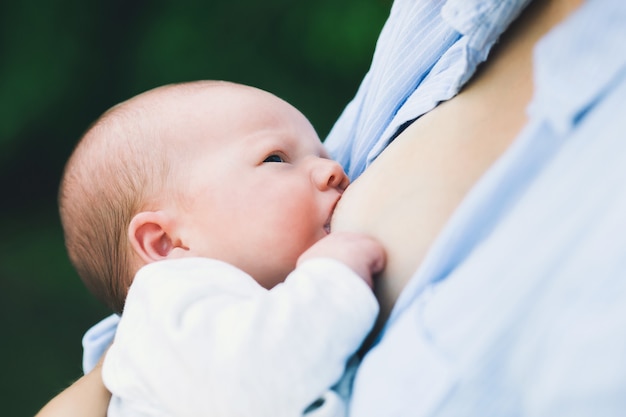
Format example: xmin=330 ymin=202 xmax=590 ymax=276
xmin=263 ymin=154 xmax=285 ymax=163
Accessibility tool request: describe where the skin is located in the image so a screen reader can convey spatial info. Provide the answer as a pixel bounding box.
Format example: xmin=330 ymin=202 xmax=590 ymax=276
xmin=36 ymin=0 xmax=584 ymax=414
xmin=35 ymin=357 xmax=109 ymax=417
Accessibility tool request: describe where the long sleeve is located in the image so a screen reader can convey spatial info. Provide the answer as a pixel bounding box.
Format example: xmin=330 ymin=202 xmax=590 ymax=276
xmin=103 ymin=257 xmax=378 ymax=417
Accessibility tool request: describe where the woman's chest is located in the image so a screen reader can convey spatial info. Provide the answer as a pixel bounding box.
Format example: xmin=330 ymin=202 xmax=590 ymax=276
xmin=330 ymin=0 xmax=573 ymax=323
xmin=331 ymin=34 xmax=533 ymax=322
xmin=331 ymin=95 xmax=521 ymax=323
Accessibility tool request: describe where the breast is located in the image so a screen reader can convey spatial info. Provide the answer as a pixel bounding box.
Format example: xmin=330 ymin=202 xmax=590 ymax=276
xmin=330 ymin=11 xmax=537 ymax=327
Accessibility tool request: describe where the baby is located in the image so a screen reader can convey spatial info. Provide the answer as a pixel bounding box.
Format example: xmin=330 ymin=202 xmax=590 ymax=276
xmin=59 ymin=80 xmax=385 ymax=416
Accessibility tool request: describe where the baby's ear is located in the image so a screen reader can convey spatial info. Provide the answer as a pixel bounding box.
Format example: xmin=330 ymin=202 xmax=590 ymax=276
xmin=128 ymin=211 xmax=178 ymax=263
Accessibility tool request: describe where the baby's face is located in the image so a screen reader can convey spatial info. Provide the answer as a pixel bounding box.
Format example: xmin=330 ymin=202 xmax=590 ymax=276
xmin=172 ymin=84 xmax=349 ymax=288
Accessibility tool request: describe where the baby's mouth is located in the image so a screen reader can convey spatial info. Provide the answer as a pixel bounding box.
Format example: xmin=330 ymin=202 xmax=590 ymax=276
xmin=324 ymin=196 xmax=341 ymax=234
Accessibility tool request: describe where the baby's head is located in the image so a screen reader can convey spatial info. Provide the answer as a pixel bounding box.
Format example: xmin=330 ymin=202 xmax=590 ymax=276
xmin=60 ymin=81 xmax=348 ymax=314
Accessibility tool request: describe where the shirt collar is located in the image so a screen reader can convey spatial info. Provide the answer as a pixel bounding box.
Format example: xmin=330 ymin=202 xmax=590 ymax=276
xmin=442 ymin=0 xmax=532 ymax=51
xmin=529 ymin=0 xmax=626 ymax=134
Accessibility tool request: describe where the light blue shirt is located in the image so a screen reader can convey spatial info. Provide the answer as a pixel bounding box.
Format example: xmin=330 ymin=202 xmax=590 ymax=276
xmin=327 ymin=0 xmax=626 ymax=416
xmin=83 ymin=0 xmax=626 ymax=415
xmin=324 ymin=0 xmax=531 ymax=180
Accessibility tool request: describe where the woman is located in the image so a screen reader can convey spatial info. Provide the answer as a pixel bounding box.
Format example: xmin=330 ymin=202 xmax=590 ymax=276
xmin=39 ymin=0 xmax=626 ymax=415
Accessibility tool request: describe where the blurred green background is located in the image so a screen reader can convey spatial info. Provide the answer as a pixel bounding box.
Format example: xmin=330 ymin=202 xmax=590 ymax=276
xmin=0 ymin=0 xmax=390 ymax=414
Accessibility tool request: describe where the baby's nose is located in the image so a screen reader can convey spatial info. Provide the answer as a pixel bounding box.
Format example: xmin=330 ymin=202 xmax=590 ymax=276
xmin=313 ymin=158 xmax=349 ymax=191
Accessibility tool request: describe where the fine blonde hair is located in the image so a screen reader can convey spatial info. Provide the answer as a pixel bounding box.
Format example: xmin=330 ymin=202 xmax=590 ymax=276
xmin=59 ymin=87 xmax=177 ymax=314
xmin=60 ymin=80 xmax=256 ymax=313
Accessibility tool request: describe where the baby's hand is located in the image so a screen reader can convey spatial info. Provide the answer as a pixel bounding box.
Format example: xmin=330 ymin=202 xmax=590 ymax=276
xmin=297 ymin=232 xmax=386 ymax=289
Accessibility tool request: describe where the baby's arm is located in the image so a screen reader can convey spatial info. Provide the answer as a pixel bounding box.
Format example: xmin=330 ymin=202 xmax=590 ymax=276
xmin=104 ymin=232 xmax=385 ymax=417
